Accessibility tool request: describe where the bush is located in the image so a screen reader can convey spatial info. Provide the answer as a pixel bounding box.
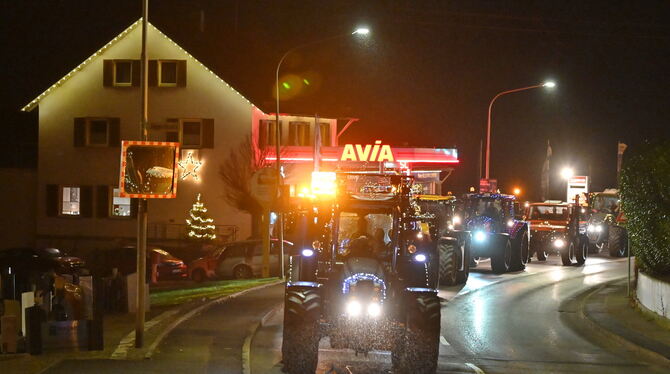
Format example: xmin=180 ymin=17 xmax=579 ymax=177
xmin=620 ymin=141 xmax=670 ymax=276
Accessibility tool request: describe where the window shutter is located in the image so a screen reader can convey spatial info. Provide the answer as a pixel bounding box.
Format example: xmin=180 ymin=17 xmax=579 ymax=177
xmin=96 ymin=185 xmax=110 ymax=218
xmin=177 ymin=60 xmax=187 ymax=87
xmin=103 ymin=60 xmax=113 ymax=87
xmin=46 ymin=184 xmax=59 ymax=217
xmin=80 ymin=186 xmax=93 ymax=217
xmin=202 ymin=119 xmax=214 ymax=148
xmin=131 ymin=60 xmax=141 ymax=86
xmin=109 ymin=118 xmax=121 ymax=147
xmin=148 ymin=60 xmax=157 ymax=87
xmin=130 ymin=198 xmax=139 ymax=218
xmin=74 ymin=118 xmax=86 ymax=147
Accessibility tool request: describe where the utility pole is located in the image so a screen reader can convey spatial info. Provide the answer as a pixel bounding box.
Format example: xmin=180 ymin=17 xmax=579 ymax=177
xmin=135 ymin=0 xmax=149 ymax=348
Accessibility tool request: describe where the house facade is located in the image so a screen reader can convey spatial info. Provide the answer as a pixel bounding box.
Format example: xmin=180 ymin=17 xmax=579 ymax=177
xmin=22 ymin=20 xmax=337 ymax=252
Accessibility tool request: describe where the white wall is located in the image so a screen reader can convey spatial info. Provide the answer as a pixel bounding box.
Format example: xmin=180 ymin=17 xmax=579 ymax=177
xmin=637 ymin=272 xmax=670 ymax=320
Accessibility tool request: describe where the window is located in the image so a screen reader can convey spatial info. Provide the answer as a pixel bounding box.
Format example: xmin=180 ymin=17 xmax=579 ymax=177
xmin=159 ymin=61 xmax=178 ymax=86
xmin=259 ymin=120 xmax=278 ymax=147
xmin=113 ymin=61 xmax=132 ymax=86
xmin=87 ymin=119 xmax=109 ymax=146
xmin=111 ymin=188 xmax=132 ymax=217
xmin=319 ymin=122 xmax=330 ymax=146
xmin=181 ymin=120 xmax=202 ymax=147
xmin=61 ymin=187 xmax=80 ymax=216
xmin=289 ymin=122 xmax=310 ymax=146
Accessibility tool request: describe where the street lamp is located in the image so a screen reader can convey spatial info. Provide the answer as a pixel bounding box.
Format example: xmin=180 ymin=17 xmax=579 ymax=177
xmin=273 ymin=26 xmax=370 ymax=277
xmin=561 ymin=167 xmax=574 ymax=180
xmin=513 ymin=187 xmax=522 ymax=196
xmin=484 ymin=81 xmax=556 ymax=179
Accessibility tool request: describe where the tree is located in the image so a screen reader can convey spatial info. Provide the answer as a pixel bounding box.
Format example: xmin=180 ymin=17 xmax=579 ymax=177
xmin=219 ymin=136 xmax=273 ymax=237
xmin=186 ymin=193 xmax=217 ymax=242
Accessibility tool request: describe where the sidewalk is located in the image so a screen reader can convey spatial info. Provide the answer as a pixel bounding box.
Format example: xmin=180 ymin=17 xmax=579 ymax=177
xmin=582 ymin=278 xmax=670 ymax=361
xmin=0 ymin=278 xmax=282 ymax=374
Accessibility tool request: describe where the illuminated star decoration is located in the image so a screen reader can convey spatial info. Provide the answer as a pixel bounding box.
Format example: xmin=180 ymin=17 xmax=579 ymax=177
xmin=178 ymin=151 xmax=203 ymax=181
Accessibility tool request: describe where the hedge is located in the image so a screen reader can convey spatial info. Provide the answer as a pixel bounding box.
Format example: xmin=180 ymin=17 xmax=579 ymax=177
xmin=620 ymin=140 xmax=670 ymax=276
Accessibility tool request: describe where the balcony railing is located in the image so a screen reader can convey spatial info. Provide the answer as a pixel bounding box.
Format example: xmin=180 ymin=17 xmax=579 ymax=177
xmin=148 ymin=223 xmax=238 ymax=243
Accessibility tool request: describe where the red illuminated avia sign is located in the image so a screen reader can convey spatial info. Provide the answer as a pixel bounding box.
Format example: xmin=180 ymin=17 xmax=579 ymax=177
xmin=340 ymin=140 xmax=394 ymax=162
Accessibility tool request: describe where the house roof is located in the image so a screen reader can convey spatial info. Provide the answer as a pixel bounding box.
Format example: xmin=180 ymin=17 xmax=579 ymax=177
xmin=21 ymin=19 xmax=262 ymax=113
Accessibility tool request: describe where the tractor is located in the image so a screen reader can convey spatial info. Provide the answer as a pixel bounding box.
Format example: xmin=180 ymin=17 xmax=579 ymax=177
xmin=282 ymin=173 xmax=441 ymax=374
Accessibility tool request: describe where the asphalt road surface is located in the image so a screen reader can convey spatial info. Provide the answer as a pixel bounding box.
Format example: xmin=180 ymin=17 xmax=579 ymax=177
xmin=46 ymin=254 xmax=669 ymax=374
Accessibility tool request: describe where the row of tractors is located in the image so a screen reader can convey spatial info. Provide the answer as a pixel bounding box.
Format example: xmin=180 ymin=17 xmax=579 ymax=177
xmin=280 ymin=173 xmax=627 ymax=374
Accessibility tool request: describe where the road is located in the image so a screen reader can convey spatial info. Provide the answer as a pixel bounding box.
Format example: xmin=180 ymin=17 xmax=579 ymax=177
xmin=45 ymin=254 xmax=668 ymax=374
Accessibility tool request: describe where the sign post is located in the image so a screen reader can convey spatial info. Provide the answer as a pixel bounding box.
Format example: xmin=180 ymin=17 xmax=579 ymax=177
xmin=566 ymin=176 xmax=588 ymax=203
xmin=251 ymin=167 xmax=277 ymax=278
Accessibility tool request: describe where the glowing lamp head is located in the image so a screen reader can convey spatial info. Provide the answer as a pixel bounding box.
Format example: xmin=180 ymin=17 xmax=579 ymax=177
xmin=561 ymin=167 xmax=574 ymax=180
xmin=353 ymin=27 xmax=370 ymax=35
xmin=474 ymin=231 xmax=487 ymax=243
xmin=452 ymin=215 xmax=461 ymax=225
xmin=513 ymin=187 xmax=521 ymax=195
xmin=414 ymin=254 xmax=427 ymax=262
xmin=543 ymin=81 xmax=556 ymax=88
xmin=407 ymin=244 xmax=417 ymax=254
xmin=301 ymin=248 xmax=315 ymax=257
xmin=553 ymin=239 xmax=565 ymax=248
xmin=346 ymin=300 xmax=362 ymax=317
xmin=367 ymin=302 xmax=382 ymax=318
xmin=507 ymin=219 xmax=515 ymax=228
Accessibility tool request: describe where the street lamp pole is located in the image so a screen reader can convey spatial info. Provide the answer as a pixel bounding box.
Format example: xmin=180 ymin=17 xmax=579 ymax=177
xmin=274 ymin=27 xmax=369 ymax=278
xmin=485 ymin=81 xmax=555 ymax=179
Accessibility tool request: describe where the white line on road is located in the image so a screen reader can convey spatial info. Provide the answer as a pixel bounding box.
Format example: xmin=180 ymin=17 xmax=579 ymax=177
xmin=440 ymin=335 xmax=450 ymax=346
xmin=465 ymin=362 xmax=486 ymax=374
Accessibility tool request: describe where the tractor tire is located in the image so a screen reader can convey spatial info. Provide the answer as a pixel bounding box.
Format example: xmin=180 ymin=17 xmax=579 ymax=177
xmin=608 ymin=226 xmax=627 ymax=258
xmin=470 ymin=256 xmax=480 ymax=268
xmin=392 ymin=294 xmax=440 ymax=374
xmin=575 ymin=237 xmax=588 ymax=265
xmin=282 ymin=289 xmax=321 ymax=374
xmin=510 ymin=232 xmax=528 ymax=272
xmin=561 ymin=241 xmax=574 ymax=266
xmin=438 ymin=239 xmax=458 ymax=286
xmin=491 ymin=237 xmax=512 ymax=274
xmin=455 ymin=241 xmax=470 ymax=284
xmin=536 ymin=247 xmax=548 ymax=261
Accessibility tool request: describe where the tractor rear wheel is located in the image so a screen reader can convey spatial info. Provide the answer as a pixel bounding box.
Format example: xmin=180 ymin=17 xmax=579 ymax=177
xmin=608 ymin=226 xmax=627 ymax=257
xmin=282 ymin=289 xmax=321 ymax=374
xmin=455 ymin=241 xmax=470 ymax=284
xmin=576 ymin=237 xmax=588 ymax=265
xmin=438 ymin=239 xmax=458 ymax=286
xmin=510 ymin=232 xmax=528 ymax=271
xmin=561 ymin=242 xmax=574 ymax=266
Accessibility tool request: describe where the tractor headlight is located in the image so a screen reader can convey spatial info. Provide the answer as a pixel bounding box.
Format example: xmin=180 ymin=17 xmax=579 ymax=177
xmin=367 ymin=302 xmax=382 ymax=318
xmin=507 ymin=219 xmax=515 ymax=228
xmin=553 ymin=239 xmax=565 ymax=248
xmin=595 ymin=225 xmax=603 ymax=232
xmin=452 ymin=215 xmax=461 ymax=225
xmin=301 ymin=248 xmax=315 ymax=257
xmin=474 ymin=231 xmax=487 ymax=243
xmin=588 ymin=224 xmax=602 ymax=233
xmin=346 ymin=300 xmax=362 ymax=317
xmin=414 ymin=253 xmax=427 ymax=262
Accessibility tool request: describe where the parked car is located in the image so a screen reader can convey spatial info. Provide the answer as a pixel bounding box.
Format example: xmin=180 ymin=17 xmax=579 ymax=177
xmin=189 ymin=239 xmax=292 ymax=282
xmin=88 ymin=246 xmax=187 ymax=281
xmin=0 ymin=247 xmax=88 ymax=319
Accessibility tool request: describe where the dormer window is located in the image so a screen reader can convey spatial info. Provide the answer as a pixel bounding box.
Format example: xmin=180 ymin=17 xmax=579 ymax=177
xmin=159 ymin=60 xmax=178 ymax=86
xmin=113 ymin=61 xmax=133 ymax=86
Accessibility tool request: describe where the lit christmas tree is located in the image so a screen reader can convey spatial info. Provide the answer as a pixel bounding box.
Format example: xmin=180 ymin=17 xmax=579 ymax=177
xmin=186 ymin=194 xmax=217 ymax=241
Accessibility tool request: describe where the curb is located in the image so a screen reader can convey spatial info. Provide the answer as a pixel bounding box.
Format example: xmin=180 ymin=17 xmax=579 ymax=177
xmin=143 ymin=279 xmax=284 ymax=359
xmin=242 ymin=303 xmax=283 ymax=374
xmin=579 ymin=278 xmax=670 ymax=364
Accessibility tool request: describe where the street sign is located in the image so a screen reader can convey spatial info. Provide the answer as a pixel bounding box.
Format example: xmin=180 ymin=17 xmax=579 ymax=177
xmin=479 ymin=178 xmax=497 ymax=193
xmin=567 ymin=175 xmax=588 ymax=203
xmin=251 ymin=167 xmax=277 ymax=208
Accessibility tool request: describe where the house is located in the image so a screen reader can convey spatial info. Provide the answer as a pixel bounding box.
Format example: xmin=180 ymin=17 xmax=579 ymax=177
xmin=21 ymin=19 xmax=338 ymax=252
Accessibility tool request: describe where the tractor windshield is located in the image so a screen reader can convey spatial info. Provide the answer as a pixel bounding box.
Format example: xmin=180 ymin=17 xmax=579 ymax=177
xmin=529 ymin=205 xmax=568 ymax=221
xmin=465 ymin=198 xmax=503 ymax=220
xmin=336 ymin=211 xmax=394 ymax=258
xmin=591 ymin=194 xmax=619 ymax=214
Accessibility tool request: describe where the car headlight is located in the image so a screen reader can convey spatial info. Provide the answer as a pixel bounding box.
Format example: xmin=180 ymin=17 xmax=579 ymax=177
xmin=346 ymin=300 xmax=362 ymax=317
xmin=474 ymin=231 xmax=487 ymax=242
xmin=553 ymin=239 xmax=565 ymax=248
xmin=367 ymin=302 xmax=382 ymax=318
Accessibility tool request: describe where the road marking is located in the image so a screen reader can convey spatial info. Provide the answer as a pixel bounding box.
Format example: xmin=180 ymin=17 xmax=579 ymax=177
xmin=110 ymin=309 xmax=179 ymax=359
xmin=440 ymin=335 xmax=450 ymax=346
xmin=243 ymin=303 xmax=283 ymax=374
xmin=465 ymin=362 xmax=486 ymax=374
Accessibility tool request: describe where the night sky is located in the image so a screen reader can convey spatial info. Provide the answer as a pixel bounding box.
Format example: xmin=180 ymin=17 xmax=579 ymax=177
xmin=2 ymin=1 xmax=669 ymax=200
